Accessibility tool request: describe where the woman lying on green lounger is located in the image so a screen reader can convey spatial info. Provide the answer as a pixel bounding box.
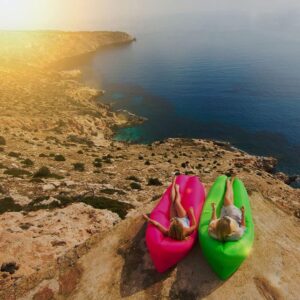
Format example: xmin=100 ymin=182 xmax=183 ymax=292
xmin=209 ymin=178 xmax=245 ymax=241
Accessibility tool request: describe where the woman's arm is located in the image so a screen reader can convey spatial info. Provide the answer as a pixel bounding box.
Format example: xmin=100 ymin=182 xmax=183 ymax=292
xmin=241 ymin=206 xmax=246 ymax=227
xmin=211 ymin=203 xmax=217 ymax=221
xmin=143 ymin=214 xmax=168 ymax=235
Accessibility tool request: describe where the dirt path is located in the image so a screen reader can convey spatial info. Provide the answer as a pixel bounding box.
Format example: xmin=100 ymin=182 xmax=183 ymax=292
xmin=70 ymin=191 xmax=300 ymax=300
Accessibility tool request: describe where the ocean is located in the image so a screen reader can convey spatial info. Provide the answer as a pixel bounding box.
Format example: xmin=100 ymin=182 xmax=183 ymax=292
xmin=64 ymin=14 xmax=300 ymax=176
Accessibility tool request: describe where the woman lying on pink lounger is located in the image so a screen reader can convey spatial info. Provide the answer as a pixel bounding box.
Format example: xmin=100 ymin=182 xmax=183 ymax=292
xmin=143 ymin=176 xmax=197 ymax=240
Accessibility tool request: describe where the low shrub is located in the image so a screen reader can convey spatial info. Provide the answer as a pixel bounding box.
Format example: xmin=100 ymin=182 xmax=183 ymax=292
xmin=33 ymin=166 xmax=51 ymax=178
xmin=32 ymin=166 xmax=64 ymax=179
xmin=8 ymin=152 xmax=21 ymax=158
xmin=21 ymin=159 xmax=34 ymax=166
xmin=54 ymin=154 xmax=66 ymax=161
xmin=102 ymin=154 xmax=113 ymax=164
xmin=130 ymin=182 xmax=142 ymax=190
xmin=4 ymin=168 xmax=31 ymax=177
xmin=0 ymin=197 xmax=22 ymax=214
xmin=93 ymin=158 xmax=102 ymax=168
xmin=73 ymin=162 xmax=85 ymax=172
xmin=148 ymin=178 xmax=162 ymax=186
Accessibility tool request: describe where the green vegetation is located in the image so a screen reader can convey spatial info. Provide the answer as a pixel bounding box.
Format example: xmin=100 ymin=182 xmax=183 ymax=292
xmin=102 ymin=154 xmax=113 ymax=164
xmin=73 ymin=162 xmax=85 ymax=172
xmin=0 ymin=195 xmax=134 ymax=219
xmin=130 ymin=182 xmax=142 ymax=190
xmin=23 ymin=194 xmax=134 ymax=219
xmin=4 ymin=168 xmax=31 ymax=177
xmin=33 ymin=166 xmax=64 ymax=179
xmin=54 ymin=154 xmax=66 ymax=161
xmin=19 ymin=222 xmax=33 ymax=230
xmin=181 ymin=162 xmax=188 ymax=168
xmin=93 ymin=158 xmax=102 ymax=168
xmin=8 ymin=152 xmax=21 ymax=158
xmin=0 ymin=197 xmax=22 ymax=213
xmin=25 ymin=196 xmax=60 ymax=211
xmin=21 ymin=158 xmax=34 ymax=167
xmin=147 ymin=178 xmax=162 ymax=186
xmin=33 ymin=166 xmax=51 ymax=178
xmin=74 ymin=195 xmax=133 ymax=219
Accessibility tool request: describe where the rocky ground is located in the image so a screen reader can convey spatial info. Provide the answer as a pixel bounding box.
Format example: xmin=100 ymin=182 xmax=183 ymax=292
xmin=0 ymin=31 xmax=299 ymax=300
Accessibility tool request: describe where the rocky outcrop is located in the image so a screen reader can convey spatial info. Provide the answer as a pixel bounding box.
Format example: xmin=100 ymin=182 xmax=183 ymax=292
xmin=255 ymin=157 xmax=278 ymax=173
xmin=275 ymin=172 xmax=300 ymax=186
xmin=114 ymin=109 xmax=148 ymax=127
xmin=13 ymin=193 xmax=300 ymax=300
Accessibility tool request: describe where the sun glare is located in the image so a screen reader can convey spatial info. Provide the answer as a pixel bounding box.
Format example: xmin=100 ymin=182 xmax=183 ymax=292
xmin=0 ymin=0 xmax=42 ymax=29
xmin=0 ymin=0 xmax=101 ymax=31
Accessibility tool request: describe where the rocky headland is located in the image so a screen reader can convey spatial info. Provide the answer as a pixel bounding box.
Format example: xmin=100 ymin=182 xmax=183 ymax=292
xmin=0 ymin=31 xmax=299 ymax=300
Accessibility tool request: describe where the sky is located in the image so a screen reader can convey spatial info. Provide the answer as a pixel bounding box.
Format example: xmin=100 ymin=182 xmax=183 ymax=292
xmin=1 ymin=0 xmax=300 ymax=32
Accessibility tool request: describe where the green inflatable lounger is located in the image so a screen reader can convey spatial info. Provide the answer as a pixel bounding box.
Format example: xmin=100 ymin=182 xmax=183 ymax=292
xmin=199 ymin=175 xmax=254 ymax=280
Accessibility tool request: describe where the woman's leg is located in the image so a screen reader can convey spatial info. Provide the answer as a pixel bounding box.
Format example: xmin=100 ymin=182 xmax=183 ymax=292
xmin=174 ymin=185 xmax=187 ymax=218
xmin=224 ymin=178 xmax=234 ymax=207
xmin=170 ymin=177 xmax=177 ymax=219
xmin=171 ymin=176 xmax=177 ymax=202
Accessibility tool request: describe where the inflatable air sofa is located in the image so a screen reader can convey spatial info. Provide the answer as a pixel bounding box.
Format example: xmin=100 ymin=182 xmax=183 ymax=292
xmin=146 ymin=175 xmax=206 ymax=272
xmin=198 ymin=175 xmax=254 ymax=279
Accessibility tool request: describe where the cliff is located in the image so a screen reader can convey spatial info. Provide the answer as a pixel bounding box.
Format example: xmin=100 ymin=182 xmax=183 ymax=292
xmin=0 ymin=31 xmax=299 ymax=300
xmin=0 ymin=31 xmax=134 ymax=67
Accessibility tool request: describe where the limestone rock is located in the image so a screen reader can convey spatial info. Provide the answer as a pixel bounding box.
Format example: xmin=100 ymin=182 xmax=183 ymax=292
xmin=42 ymin=184 xmax=56 ymax=191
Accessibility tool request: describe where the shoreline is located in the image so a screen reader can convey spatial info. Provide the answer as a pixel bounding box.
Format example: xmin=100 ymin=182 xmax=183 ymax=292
xmin=0 ymin=30 xmax=299 ymax=299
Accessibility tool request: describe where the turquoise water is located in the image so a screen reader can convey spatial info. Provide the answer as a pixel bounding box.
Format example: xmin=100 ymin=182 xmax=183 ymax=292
xmin=68 ymin=15 xmax=300 ymax=176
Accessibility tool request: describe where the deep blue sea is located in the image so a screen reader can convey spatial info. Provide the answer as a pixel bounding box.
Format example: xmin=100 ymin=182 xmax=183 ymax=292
xmin=63 ymin=15 xmax=300 ymax=176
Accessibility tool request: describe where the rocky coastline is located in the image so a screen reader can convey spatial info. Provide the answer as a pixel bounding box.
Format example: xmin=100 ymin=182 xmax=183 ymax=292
xmin=0 ymin=31 xmax=299 ymax=299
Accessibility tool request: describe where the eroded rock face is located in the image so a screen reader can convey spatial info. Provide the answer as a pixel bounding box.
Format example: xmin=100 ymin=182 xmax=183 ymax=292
xmin=0 ymin=203 xmax=119 ymax=281
xmin=255 ymin=157 xmax=278 ymax=173
xmin=61 ymin=197 xmax=300 ymax=300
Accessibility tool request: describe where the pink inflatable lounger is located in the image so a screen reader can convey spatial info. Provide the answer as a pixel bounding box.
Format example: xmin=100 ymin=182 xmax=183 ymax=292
xmin=145 ymin=175 xmax=206 ymax=272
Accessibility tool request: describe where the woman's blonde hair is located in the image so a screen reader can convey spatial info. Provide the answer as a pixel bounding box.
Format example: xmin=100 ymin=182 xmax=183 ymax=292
xmin=169 ymin=219 xmax=185 ymax=241
xmin=216 ymin=217 xmax=232 ymax=241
